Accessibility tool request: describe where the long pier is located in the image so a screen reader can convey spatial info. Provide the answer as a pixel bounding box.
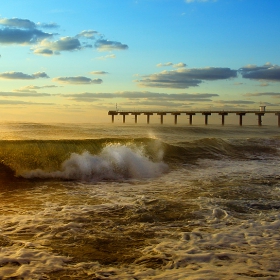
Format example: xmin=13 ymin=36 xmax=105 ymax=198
xmin=108 ymin=109 xmax=280 ymax=126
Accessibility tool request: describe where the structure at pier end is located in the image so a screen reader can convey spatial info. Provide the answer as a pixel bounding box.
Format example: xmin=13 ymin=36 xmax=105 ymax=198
xmin=108 ymin=106 xmax=280 ymax=126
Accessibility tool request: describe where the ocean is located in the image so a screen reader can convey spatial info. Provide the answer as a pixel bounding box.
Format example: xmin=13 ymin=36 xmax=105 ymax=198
xmin=0 ymin=122 xmax=279 ymax=280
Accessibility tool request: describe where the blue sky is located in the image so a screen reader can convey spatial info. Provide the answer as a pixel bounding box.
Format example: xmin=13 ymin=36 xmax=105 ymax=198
xmin=0 ymin=0 xmax=280 ymax=123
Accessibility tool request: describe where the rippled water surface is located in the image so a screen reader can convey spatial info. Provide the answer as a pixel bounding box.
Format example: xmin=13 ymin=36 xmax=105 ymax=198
xmin=0 ymin=123 xmax=280 ymax=279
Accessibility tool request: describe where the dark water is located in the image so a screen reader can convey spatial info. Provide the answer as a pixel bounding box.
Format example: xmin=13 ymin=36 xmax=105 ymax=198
xmin=0 ymin=123 xmax=280 ymax=279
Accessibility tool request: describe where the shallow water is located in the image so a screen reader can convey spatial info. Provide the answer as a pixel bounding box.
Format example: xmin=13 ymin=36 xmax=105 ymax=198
xmin=0 ymin=123 xmax=279 ymax=279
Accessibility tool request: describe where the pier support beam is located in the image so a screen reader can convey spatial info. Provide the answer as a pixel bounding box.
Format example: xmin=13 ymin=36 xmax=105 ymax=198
xmin=236 ymin=113 xmax=246 ymax=126
xmin=157 ymin=113 xmax=166 ymax=124
xmin=108 ymin=112 xmax=118 ymax=123
xmin=275 ymin=113 xmax=280 ymax=127
xmin=186 ymin=113 xmax=196 ymax=125
xmin=202 ymin=112 xmax=211 ymax=125
xmin=255 ymin=113 xmax=265 ymax=126
xmin=119 ymin=113 xmax=129 ymax=123
xmin=172 ymin=113 xmax=181 ymax=124
xmin=131 ymin=113 xmax=141 ymax=124
xmin=144 ymin=113 xmax=153 ymax=124
xmin=219 ymin=112 xmax=228 ymax=125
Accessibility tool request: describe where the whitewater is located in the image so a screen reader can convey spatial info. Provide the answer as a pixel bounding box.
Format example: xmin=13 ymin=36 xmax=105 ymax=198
xmin=0 ymin=122 xmax=280 ymax=279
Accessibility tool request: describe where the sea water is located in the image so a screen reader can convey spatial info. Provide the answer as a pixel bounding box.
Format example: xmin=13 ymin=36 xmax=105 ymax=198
xmin=0 ymin=122 xmax=279 ymax=279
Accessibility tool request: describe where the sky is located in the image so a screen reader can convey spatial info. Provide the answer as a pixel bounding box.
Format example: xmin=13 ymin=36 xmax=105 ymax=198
xmin=0 ymin=0 xmax=280 ymax=124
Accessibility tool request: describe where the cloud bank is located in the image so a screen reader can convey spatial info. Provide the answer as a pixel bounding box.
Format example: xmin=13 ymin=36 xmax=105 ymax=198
xmin=0 ymin=17 xmax=128 ymax=56
xmin=136 ymin=67 xmax=237 ymax=89
xmin=239 ymin=63 xmax=280 ymax=81
xmin=0 ymin=17 xmax=54 ymax=45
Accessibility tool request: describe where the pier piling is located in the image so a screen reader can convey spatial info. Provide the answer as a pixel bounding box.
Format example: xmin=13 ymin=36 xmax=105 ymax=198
xmin=157 ymin=112 xmax=166 ymax=124
xmin=108 ymin=110 xmax=280 ymax=126
xmin=255 ymin=113 xmax=265 ymax=126
xmin=131 ymin=113 xmax=141 ymax=124
xmin=236 ymin=113 xmax=246 ymax=126
xmin=144 ymin=112 xmax=153 ymax=124
xmin=202 ymin=112 xmax=211 ymax=125
xmin=172 ymin=113 xmax=181 ymax=124
xmin=275 ymin=113 xmax=280 ymax=127
xmin=119 ymin=112 xmax=129 ymax=123
xmin=186 ymin=113 xmax=196 ymax=125
xmin=219 ymin=112 xmax=228 ymax=125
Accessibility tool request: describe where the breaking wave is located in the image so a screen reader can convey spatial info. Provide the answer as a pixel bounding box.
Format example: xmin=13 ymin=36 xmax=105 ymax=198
xmin=22 ymin=145 xmax=168 ymax=181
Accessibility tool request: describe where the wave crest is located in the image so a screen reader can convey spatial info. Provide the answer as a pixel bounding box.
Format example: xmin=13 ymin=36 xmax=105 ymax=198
xmin=22 ymin=145 xmax=168 ymax=181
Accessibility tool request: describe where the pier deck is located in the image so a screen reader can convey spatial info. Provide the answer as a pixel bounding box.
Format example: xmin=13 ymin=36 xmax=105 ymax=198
xmin=108 ymin=110 xmax=280 ymax=126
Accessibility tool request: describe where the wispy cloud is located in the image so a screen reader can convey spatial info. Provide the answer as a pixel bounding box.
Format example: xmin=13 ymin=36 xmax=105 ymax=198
xmin=63 ymin=91 xmax=218 ymax=102
xmin=156 ymin=62 xmax=173 ymax=67
xmin=0 ymin=91 xmax=51 ymax=97
xmin=157 ymin=62 xmax=187 ymax=68
xmin=244 ymin=92 xmax=280 ymax=98
xmin=0 ymin=71 xmax=49 ymax=80
xmin=0 ymin=99 xmax=54 ymax=105
xmin=96 ymin=54 xmax=116 ymax=60
xmin=14 ymin=85 xmax=58 ymax=92
xmin=36 ymin=22 xmax=60 ymax=29
xmin=76 ymin=30 xmax=98 ymax=39
xmin=90 ymin=71 xmax=109 ymax=75
xmin=53 ymin=76 xmax=103 ymax=84
xmin=95 ymin=39 xmax=128 ymax=51
xmin=216 ymin=100 xmax=255 ymax=105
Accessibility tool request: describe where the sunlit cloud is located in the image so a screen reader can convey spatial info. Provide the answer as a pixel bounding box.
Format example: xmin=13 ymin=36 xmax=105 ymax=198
xmin=76 ymin=30 xmax=98 ymax=39
xmin=53 ymin=76 xmax=103 ymax=84
xmin=173 ymin=62 xmax=187 ymax=68
xmin=0 ymin=17 xmax=36 ymax=29
xmin=95 ymin=39 xmax=128 ymax=51
xmin=32 ymin=36 xmax=82 ymax=55
xmin=0 ymin=71 xmax=49 ymax=80
xmin=156 ymin=62 xmax=173 ymax=67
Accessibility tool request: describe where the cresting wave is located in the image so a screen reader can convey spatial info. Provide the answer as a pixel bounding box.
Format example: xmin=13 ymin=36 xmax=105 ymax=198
xmin=22 ymin=145 xmax=168 ymax=181
xmin=0 ymin=136 xmax=279 ymax=182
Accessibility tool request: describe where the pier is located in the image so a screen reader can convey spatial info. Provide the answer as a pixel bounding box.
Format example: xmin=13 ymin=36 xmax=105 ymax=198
xmin=109 ymin=108 xmax=280 ymax=126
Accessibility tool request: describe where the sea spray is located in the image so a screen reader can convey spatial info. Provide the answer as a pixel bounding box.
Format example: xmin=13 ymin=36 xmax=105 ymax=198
xmin=22 ymin=144 xmax=168 ymax=181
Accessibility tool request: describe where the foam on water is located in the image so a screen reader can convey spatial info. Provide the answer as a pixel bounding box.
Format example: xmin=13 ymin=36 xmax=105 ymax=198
xmin=22 ymin=144 xmax=168 ymax=181
xmin=1 ymin=124 xmax=280 ymax=279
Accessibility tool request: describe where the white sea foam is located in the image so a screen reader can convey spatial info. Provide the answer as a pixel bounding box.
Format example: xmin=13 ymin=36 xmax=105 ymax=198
xmin=22 ymin=144 xmax=168 ymax=181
